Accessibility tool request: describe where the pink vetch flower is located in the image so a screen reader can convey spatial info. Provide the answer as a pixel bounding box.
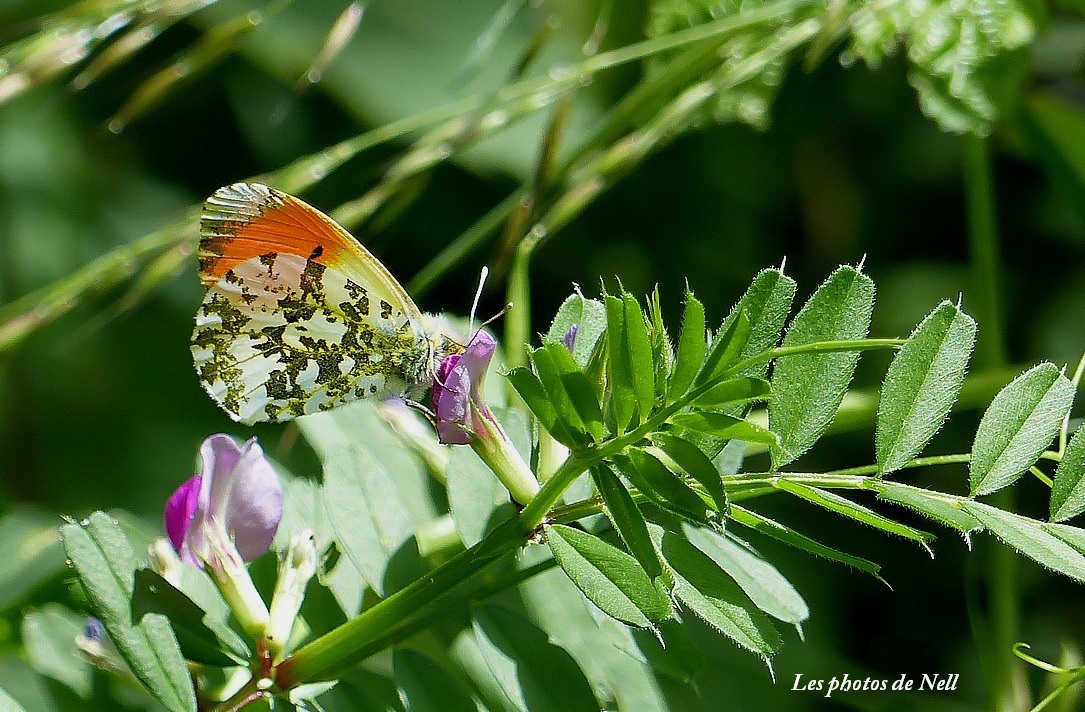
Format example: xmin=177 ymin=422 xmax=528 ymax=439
xmin=165 ymin=435 xmax=282 ymax=569
xmin=164 ymin=435 xmax=281 ymax=637
xmin=431 ymin=330 xmax=539 ymax=504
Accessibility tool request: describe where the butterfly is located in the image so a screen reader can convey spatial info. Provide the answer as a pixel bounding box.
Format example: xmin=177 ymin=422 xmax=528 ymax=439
xmin=191 ymin=182 xmax=462 ymax=425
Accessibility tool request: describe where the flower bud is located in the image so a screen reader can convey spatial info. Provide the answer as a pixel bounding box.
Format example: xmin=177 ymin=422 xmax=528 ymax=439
xmin=266 ymin=530 xmax=318 ymax=657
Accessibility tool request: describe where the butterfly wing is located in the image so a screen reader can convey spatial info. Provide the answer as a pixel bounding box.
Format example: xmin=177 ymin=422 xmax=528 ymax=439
xmin=198 ymin=182 xmax=425 ymax=324
xmin=192 ymin=252 xmax=433 ymax=424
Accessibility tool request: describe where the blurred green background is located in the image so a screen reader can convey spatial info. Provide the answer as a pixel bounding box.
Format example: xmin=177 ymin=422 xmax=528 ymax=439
xmin=4 ymin=0 xmax=1085 ymax=709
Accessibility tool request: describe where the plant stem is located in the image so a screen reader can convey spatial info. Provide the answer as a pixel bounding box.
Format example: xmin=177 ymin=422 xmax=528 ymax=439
xmin=963 ymin=133 xmax=1025 ymax=712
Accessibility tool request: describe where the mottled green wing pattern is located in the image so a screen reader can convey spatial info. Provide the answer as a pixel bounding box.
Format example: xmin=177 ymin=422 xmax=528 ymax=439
xmin=192 ymin=252 xmax=433 ymax=424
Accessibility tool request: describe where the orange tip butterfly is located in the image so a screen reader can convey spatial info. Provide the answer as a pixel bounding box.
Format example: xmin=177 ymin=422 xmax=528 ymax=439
xmin=191 ymin=182 xmax=461 ymax=424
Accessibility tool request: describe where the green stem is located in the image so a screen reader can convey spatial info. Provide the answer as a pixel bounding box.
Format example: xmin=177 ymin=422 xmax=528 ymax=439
xmin=963 ymin=133 xmax=1024 ymax=712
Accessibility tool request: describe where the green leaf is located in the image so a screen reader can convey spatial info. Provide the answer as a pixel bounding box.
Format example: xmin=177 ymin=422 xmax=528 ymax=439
xmin=970 ymin=363 xmax=1075 ymax=496
xmin=1042 ymin=522 xmax=1085 ymax=554
xmin=624 ymin=293 xmax=656 ymax=421
xmin=515 ymin=547 xmax=673 ymax=711
xmin=322 ymin=442 xmax=422 ymax=596
xmin=696 ymin=310 xmax=750 ymax=386
xmin=774 ymin=480 xmax=934 ymax=546
xmin=769 ymin=266 xmax=875 ymax=467
xmin=593 ymin=464 xmax=665 ymax=582
xmin=669 ymin=411 xmax=777 ymax=447
xmin=0 ymin=686 xmax=28 ymax=712
xmin=658 ymin=530 xmax=782 ymax=657
xmin=532 ymin=343 xmax=604 ymax=441
xmin=546 ymin=524 xmax=672 ymax=628
xmin=507 ymin=366 xmax=576 ymax=446
xmin=725 ymin=267 xmax=798 ymax=378
xmin=876 ymin=301 xmax=976 ymax=474
xmin=728 ymin=506 xmax=884 ymax=579
xmin=0 ymin=506 xmax=67 ymax=612
xmin=962 ymin=502 xmax=1085 ymax=583
xmin=132 ymin=569 xmax=249 ymax=666
xmin=60 ymin=512 xmax=195 ymax=712
xmin=472 ymin=604 xmax=602 ymax=712
xmin=649 ymin=432 xmax=727 ymax=514
xmin=681 ymin=525 xmax=808 ymax=626
xmin=617 ymin=449 xmax=712 ymax=525
xmin=605 ymin=294 xmax=636 ymax=432
xmin=393 ymin=649 xmax=477 ymax=712
xmin=874 ymin=481 xmax=982 ymax=534
xmin=447 ymin=446 xmax=514 ymax=548
xmin=1052 ymin=424 xmax=1085 ymax=522
xmin=690 ymin=377 xmax=771 ymax=409
xmin=546 ymin=293 xmax=608 ymax=368
xmin=21 ymin=604 xmax=93 ymax=699
xmin=668 ymin=290 xmax=706 ymax=401
xmin=649 ymin=289 xmax=674 ymax=401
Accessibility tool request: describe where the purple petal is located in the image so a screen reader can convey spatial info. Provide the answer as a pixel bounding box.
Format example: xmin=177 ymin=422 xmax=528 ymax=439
xmin=431 ymin=331 xmax=497 ymax=445
xmin=164 ymin=475 xmax=201 ymax=555
xmin=200 ymin=434 xmax=244 ymax=524
xmin=223 ymin=439 xmax=283 ymax=561
xmin=560 ymin=324 xmax=579 ymax=353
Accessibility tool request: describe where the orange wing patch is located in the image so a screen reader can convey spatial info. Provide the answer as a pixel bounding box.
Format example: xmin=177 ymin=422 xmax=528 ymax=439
xmin=198 ymin=183 xmax=361 ymax=287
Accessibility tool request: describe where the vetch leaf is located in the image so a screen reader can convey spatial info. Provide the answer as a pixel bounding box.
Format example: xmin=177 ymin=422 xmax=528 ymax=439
xmin=970 ymin=363 xmax=1074 ymax=496
xmin=669 ymin=412 xmax=777 ymax=447
xmin=0 ymin=686 xmax=27 ymax=712
xmin=725 ymin=267 xmax=798 ymax=377
xmin=1043 ymin=522 xmax=1085 ymax=554
xmin=658 ymin=530 xmax=782 ymax=657
xmin=593 ymin=465 xmax=665 ymax=582
xmin=472 ymin=604 xmax=601 ymax=712
xmin=532 ymin=343 xmax=604 ymax=441
xmin=668 ymin=290 xmax=706 ymax=401
xmin=775 ymin=480 xmax=934 ymax=546
xmin=729 ymin=506 xmax=884 ymax=580
xmin=696 ymin=310 xmax=750 ymax=386
xmin=962 ymin=502 xmax=1085 ymax=583
xmin=690 ymin=377 xmax=771 ymax=409
xmin=322 ymin=443 xmax=422 ymax=596
xmin=21 ymin=604 xmax=93 ymax=699
xmin=874 ymin=481 xmax=982 ymax=533
xmin=393 ymin=649 xmax=477 ymax=712
xmin=546 ymin=293 xmax=607 ymax=368
xmin=876 ymin=301 xmax=976 ymax=474
xmin=605 ymin=294 xmax=636 ymax=432
xmin=507 ymin=366 xmax=577 ymax=447
xmin=447 ymin=446 xmax=514 ymax=548
xmin=546 ymin=524 xmax=672 ymax=628
xmin=624 ymin=293 xmax=657 ymax=421
xmin=769 ymin=266 xmax=874 ymax=467
xmin=617 ymin=450 xmax=712 ymax=525
xmin=1052 ymin=424 xmax=1085 ymax=522
xmin=132 ymin=569 xmax=249 ymax=666
xmin=681 ymin=525 xmax=808 ymax=626
xmin=649 ymin=433 xmax=727 ymax=514
xmin=60 ymin=512 xmax=195 ymax=712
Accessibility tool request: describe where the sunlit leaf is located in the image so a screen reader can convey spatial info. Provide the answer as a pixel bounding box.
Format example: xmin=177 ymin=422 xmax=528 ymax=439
xmin=668 ymin=289 xmax=706 ymax=400
xmin=963 ymin=502 xmax=1085 ymax=583
xmin=394 ymin=649 xmax=477 ymax=712
xmin=21 ymin=604 xmax=93 ymax=699
xmin=876 ymin=301 xmax=976 ymax=474
xmin=1052 ymin=424 xmax=1085 ymax=522
xmin=658 ymin=529 xmax=782 ymax=657
xmin=606 ymin=294 xmax=636 ymax=432
xmin=775 ymin=480 xmax=933 ymax=546
xmin=874 ymin=481 xmax=982 ymax=534
xmin=60 ymin=512 xmax=195 ymax=712
xmin=649 ymin=432 xmax=727 ymax=514
xmin=624 ymin=293 xmax=657 ymax=421
xmin=769 ymin=266 xmax=874 ymax=467
xmin=547 ymin=524 xmax=672 ymax=629
xmin=970 ymin=363 xmax=1074 ymax=496
xmin=616 ymin=450 xmax=712 ymax=525
xmin=546 ymin=293 xmax=608 ymax=368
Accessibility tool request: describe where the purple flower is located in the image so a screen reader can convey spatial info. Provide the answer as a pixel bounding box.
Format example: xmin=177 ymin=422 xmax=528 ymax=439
xmin=430 ymin=330 xmax=540 ymax=504
xmin=432 ymin=330 xmax=497 ymax=445
xmin=560 ymin=324 xmax=579 ymax=353
xmin=165 ymin=435 xmax=282 ymax=569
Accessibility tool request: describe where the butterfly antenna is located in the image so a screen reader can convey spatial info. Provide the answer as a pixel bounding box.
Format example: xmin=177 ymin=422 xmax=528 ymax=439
xmin=469 ymin=266 xmax=489 ymax=334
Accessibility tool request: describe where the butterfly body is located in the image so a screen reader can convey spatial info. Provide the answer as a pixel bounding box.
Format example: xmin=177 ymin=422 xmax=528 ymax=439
xmin=192 ymin=183 xmax=459 ymax=424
